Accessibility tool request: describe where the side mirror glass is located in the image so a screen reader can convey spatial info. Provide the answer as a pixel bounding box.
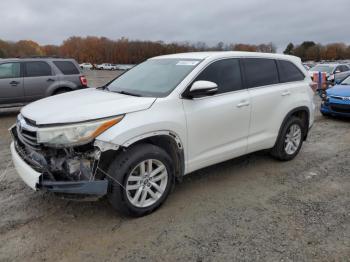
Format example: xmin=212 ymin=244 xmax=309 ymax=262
xmin=188 ymin=80 xmax=218 ymax=98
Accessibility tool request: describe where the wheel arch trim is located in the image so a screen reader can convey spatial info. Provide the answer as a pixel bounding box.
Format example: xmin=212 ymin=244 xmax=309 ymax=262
xmin=122 ymin=130 xmax=183 ymax=149
xmin=276 ymin=106 xmax=310 ymax=144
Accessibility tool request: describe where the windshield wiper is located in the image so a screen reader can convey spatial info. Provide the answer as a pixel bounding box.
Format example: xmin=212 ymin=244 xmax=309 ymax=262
xmin=97 ymin=85 xmax=110 ymax=91
xmin=116 ymin=90 xmax=141 ymax=97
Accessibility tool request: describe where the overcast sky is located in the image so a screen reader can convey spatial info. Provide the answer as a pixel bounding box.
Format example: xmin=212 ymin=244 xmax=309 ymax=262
xmin=1 ymin=0 xmax=350 ymax=51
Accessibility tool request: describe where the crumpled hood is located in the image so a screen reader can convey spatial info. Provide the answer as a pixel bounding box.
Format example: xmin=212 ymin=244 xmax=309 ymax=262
xmin=327 ymin=85 xmax=350 ymax=96
xmin=21 ymin=88 xmax=156 ymax=125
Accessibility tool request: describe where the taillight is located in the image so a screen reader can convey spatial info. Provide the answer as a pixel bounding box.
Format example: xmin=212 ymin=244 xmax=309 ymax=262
xmin=80 ymin=75 xmax=88 ymax=87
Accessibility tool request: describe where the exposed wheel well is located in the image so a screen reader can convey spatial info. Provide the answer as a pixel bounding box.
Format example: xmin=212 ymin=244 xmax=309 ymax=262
xmin=98 ymin=135 xmax=185 ymax=183
xmin=132 ymin=135 xmax=185 ymax=182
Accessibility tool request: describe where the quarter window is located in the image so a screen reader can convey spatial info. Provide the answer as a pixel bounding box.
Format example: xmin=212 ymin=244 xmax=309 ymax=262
xmin=0 ymin=63 xmax=20 ymax=79
xmin=194 ymin=59 xmax=243 ymax=94
xmin=53 ymin=61 xmax=80 ymax=75
xmin=25 ymin=62 xmax=52 ymax=77
xmin=277 ymin=60 xmax=305 ymax=83
xmin=243 ymin=58 xmax=279 ymax=88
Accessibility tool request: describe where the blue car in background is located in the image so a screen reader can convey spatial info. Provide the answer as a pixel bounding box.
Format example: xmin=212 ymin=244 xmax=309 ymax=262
xmin=321 ymin=75 xmax=350 ymax=117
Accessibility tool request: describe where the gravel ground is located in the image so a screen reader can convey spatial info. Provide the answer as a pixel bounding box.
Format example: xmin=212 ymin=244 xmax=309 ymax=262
xmin=0 ymin=71 xmax=349 ymax=262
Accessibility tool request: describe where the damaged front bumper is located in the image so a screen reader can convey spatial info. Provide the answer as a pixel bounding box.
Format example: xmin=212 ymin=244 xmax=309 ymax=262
xmin=10 ymin=126 xmax=109 ymax=196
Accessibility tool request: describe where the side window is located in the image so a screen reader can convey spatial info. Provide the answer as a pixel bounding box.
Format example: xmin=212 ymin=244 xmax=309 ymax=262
xmin=53 ymin=61 xmax=80 ymax=75
xmin=243 ymin=58 xmax=279 ymax=88
xmin=277 ymin=60 xmax=305 ymax=83
xmin=0 ymin=63 xmax=20 ymax=79
xmin=194 ymin=59 xmax=243 ymax=94
xmin=25 ymin=62 xmax=52 ymax=77
xmin=341 ymin=65 xmax=349 ymax=72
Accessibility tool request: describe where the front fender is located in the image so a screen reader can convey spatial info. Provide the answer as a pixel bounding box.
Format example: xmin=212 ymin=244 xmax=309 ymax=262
xmin=95 ymin=98 xmax=187 ymax=153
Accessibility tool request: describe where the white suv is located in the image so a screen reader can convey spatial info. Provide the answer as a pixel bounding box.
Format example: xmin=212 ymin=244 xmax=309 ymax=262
xmin=10 ymin=52 xmax=315 ymax=216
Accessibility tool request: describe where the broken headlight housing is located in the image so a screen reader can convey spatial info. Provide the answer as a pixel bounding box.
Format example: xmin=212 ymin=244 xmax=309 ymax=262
xmin=37 ymin=115 xmax=124 ymax=147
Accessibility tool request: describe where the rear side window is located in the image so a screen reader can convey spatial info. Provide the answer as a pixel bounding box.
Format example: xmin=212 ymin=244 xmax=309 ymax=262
xmin=25 ymin=62 xmax=51 ymax=77
xmin=243 ymin=58 xmax=279 ymax=88
xmin=341 ymin=65 xmax=349 ymax=72
xmin=277 ymin=60 xmax=305 ymax=83
xmin=194 ymin=58 xmax=243 ymax=94
xmin=0 ymin=63 xmax=20 ymax=79
xmin=53 ymin=61 xmax=80 ymax=75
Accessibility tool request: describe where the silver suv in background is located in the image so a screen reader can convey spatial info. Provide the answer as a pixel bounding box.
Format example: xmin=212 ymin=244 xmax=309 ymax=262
xmin=0 ymin=58 xmax=88 ymax=108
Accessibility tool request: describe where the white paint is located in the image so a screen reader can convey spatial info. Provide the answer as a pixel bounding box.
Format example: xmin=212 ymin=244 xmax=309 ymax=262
xmin=19 ymin=51 xmax=315 ymax=177
xmin=10 ymin=142 xmax=40 ymax=190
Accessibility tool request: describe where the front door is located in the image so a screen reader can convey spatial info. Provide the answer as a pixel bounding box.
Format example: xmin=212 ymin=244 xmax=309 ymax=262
xmin=0 ymin=62 xmax=24 ymax=106
xmin=182 ymin=58 xmax=251 ymax=173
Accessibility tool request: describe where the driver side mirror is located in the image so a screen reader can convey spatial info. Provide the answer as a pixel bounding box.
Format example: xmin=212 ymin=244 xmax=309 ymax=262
xmin=335 ymin=70 xmax=341 ymax=74
xmin=187 ymin=81 xmax=218 ymax=98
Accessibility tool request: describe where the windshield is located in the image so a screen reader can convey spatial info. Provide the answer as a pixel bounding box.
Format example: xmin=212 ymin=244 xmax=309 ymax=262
xmin=340 ymin=76 xmax=350 ymax=85
xmin=310 ymin=65 xmax=335 ymax=74
xmin=107 ymin=58 xmax=202 ymax=97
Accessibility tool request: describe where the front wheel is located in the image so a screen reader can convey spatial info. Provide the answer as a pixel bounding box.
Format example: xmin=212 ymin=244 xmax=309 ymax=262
xmin=271 ymin=117 xmax=305 ymax=161
xmin=107 ymin=143 xmax=174 ymax=217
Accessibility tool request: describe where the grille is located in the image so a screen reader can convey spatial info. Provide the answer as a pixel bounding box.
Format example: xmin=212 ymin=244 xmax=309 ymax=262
xmin=330 ymin=104 xmax=350 ymax=114
xmin=16 ymin=115 xmax=40 ymax=149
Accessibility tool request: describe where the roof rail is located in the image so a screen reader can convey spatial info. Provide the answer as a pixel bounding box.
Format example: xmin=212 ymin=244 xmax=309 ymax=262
xmin=19 ymin=55 xmax=68 ymax=59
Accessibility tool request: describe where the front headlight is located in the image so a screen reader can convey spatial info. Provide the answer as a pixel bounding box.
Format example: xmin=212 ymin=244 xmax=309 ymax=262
xmin=37 ymin=115 xmax=124 ymax=147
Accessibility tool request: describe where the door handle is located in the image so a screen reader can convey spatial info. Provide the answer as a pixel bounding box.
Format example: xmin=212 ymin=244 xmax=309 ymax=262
xmin=47 ymin=78 xmax=55 ymax=82
xmin=281 ymin=91 xmax=291 ymax=96
xmin=10 ymin=81 xmax=19 ymax=86
xmin=237 ymin=101 xmax=250 ymax=108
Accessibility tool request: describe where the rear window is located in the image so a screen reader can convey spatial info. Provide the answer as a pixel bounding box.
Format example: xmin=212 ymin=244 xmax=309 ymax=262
xmin=243 ymin=58 xmax=279 ymax=88
xmin=277 ymin=60 xmax=305 ymax=83
xmin=53 ymin=61 xmax=80 ymax=75
xmin=25 ymin=61 xmax=52 ymax=77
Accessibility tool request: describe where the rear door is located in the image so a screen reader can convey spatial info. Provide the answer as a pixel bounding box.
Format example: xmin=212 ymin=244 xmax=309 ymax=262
xmin=183 ymin=58 xmax=251 ymax=172
xmin=23 ymin=61 xmax=58 ymax=102
xmin=243 ymin=58 xmax=303 ymax=153
xmin=0 ymin=62 xmax=24 ymax=106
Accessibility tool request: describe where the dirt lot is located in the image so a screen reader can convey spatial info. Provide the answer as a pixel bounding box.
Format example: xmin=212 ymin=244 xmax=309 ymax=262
xmin=0 ymin=71 xmax=349 ymax=262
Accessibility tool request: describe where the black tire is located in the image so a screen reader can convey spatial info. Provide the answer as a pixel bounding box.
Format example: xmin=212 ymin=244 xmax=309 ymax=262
xmin=270 ymin=117 xmax=305 ymax=161
xmin=107 ymin=143 xmax=174 ymax=217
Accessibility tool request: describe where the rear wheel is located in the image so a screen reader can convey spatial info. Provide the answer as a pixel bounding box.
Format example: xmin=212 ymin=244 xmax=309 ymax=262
xmin=271 ymin=117 xmax=305 ymax=161
xmin=107 ymin=143 xmax=174 ymax=217
xmin=53 ymin=88 xmax=71 ymax=95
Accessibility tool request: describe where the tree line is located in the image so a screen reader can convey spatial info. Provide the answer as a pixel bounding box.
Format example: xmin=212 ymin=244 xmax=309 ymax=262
xmin=0 ymin=37 xmax=276 ymax=64
xmin=284 ymin=41 xmax=350 ymax=61
xmin=2 ymin=37 xmax=349 ymax=63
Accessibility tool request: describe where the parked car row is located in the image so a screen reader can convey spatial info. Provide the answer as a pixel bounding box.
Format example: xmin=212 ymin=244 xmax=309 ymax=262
xmin=308 ymin=63 xmax=350 ymax=84
xmin=79 ymin=63 xmax=134 ymax=71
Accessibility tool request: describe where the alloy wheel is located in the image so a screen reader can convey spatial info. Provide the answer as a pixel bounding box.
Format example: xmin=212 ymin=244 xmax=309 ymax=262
xmin=126 ymin=159 xmax=168 ymax=208
xmin=284 ymin=124 xmax=302 ymax=155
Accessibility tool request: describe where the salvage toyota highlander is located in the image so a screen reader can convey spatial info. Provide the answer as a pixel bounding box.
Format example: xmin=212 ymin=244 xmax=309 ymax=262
xmin=10 ymin=52 xmax=315 ymax=216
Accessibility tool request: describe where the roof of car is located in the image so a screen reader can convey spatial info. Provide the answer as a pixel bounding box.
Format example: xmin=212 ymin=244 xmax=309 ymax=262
xmin=0 ymin=57 xmax=76 ymax=62
xmin=152 ymin=51 xmax=301 ymax=62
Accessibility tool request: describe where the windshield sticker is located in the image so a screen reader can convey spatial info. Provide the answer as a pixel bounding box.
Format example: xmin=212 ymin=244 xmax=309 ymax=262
xmin=176 ymin=61 xmax=199 ymax=66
